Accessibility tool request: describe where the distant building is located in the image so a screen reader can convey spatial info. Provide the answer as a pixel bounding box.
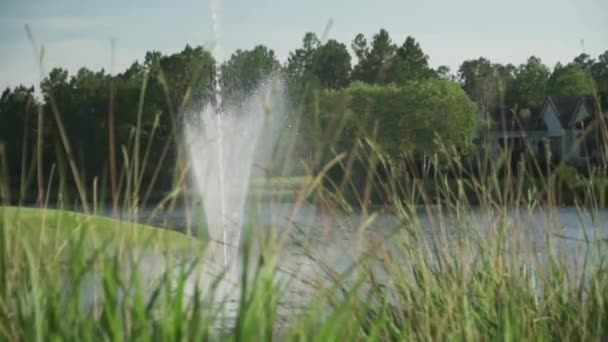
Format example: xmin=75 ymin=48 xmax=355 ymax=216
xmin=481 ymin=95 xmax=603 ymax=166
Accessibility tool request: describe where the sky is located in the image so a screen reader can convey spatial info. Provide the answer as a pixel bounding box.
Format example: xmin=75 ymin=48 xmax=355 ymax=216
xmin=1 ymin=0 xmax=607 ymax=91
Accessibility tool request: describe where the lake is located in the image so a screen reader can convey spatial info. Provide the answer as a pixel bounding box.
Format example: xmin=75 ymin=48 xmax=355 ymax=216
xmin=95 ymin=201 xmax=608 ymax=276
xmin=67 ymin=201 xmax=608 ymax=324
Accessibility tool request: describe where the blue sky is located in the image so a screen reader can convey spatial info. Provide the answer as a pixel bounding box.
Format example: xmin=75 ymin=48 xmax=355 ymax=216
xmin=1 ymin=0 xmax=607 ymax=90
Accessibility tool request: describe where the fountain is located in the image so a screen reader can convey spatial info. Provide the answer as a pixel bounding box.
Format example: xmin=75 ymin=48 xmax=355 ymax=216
xmin=184 ymin=0 xmax=286 ymax=282
xmin=185 ymin=79 xmax=285 ymax=269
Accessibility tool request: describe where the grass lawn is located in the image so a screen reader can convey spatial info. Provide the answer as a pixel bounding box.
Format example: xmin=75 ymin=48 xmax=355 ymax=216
xmin=0 ymin=206 xmax=202 ymax=259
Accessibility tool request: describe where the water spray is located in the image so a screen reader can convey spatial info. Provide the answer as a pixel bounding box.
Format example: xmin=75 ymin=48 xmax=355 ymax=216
xmin=210 ymin=0 xmax=229 ymax=269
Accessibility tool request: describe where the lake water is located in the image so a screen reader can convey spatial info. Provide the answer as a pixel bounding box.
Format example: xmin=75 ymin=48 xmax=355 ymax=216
xmin=99 ymin=201 xmax=608 ymax=279
xmin=70 ymin=202 xmax=608 ymax=324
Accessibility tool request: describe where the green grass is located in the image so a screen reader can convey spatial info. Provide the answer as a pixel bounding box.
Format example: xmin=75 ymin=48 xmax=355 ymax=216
xmin=0 ymin=202 xmax=606 ymax=340
xmin=0 ymin=206 xmax=201 ymax=257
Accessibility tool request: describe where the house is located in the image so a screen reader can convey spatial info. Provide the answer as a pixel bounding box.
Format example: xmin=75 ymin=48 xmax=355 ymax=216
xmin=482 ymin=95 xmax=602 ymax=166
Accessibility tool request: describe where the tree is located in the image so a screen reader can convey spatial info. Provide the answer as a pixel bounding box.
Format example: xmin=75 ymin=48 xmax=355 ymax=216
xmin=351 ymin=34 xmax=368 ymax=61
xmin=591 ymin=51 xmax=608 ymax=96
xmin=318 ymin=80 xmax=477 ymax=159
xmin=401 ymin=80 xmax=478 ymax=155
xmin=68 ymin=68 xmax=111 ymax=184
xmin=146 ymin=45 xmax=215 ymax=115
xmin=436 ymin=65 xmax=453 ymax=81
xmin=351 ymin=29 xmax=396 ymax=84
xmin=494 ymin=63 xmax=516 ymax=102
xmin=0 ymin=86 xmax=37 ymax=193
xmin=509 ymin=56 xmax=550 ymax=108
xmin=547 ymin=63 xmax=596 ymax=97
xmin=458 ymin=58 xmax=514 ymax=114
xmin=220 ymin=45 xmax=281 ymax=98
xmin=286 ymin=32 xmax=321 ymax=82
xmin=573 ymin=53 xmax=594 ymax=70
xmin=309 ymin=39 xmax=352 ymax=89
xmin=389 ymin=36 xmax=434 ymax=84
xmin=139 ymin=46 xmax=217 ymax=195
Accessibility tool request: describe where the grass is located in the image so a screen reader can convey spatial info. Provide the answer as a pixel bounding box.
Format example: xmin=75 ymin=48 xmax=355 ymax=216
xmin=0 ymin=206 xmax=201 ymax=257
xmin=250 ymin=176 xmax=311 ymax=188
xmin=1 ymin=194 xmax=606 ymax=340
xmin=2 ymin=128 xmax=608 ymax=341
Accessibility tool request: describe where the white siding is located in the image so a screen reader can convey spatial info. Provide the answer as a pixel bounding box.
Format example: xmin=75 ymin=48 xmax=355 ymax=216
xmin=542 ymin=102 xmax=564 ymax=137
xmin=571 ymin=105 xmax=591 ymax=126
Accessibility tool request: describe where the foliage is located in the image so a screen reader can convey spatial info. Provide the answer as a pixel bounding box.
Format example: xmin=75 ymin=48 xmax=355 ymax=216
xmin=220 ymin=45 xmax=281 ymax=98
xmin=309 ymin=39 xmax=352 ymax=89
xmin=0 ymin=32 xmax=606 ymax=204
xmin=349 ymin=30 xmax=446 ymax=87
xmin=146 ymin=45 xmax=216 ymax=114
xmin=0 ymin=46 xmax=217 ymax=204
xmin=547 ymin=63 xmax=596 ymax=97
xmin=0 ymin=86 xmax=37 ymax=192
xmin=317 ymin=80 xmax=478 ymax=158
xmin=458 ymin=58 xmax=515 ymax=115
xmin=389 ymin=36 xmax=436 ymax=83
xmin=351 ymin=29 xmax=396 ymax=84
xmin=509 ymin=56 xmax=551 ymax=109
xmin=286 ymin=32 xmax=321 ymax=83
xmin=591 ymin=51 xmax=608 ymax=95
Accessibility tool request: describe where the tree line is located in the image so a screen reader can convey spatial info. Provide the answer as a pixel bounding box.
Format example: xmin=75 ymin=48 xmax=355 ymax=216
xmin=1 ymin=29 xmax=607 ymax=204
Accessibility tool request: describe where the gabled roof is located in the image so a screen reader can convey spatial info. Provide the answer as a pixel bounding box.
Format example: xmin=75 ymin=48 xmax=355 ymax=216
xmin=580 ymin=95 xmax=602 ymax=117
xmin=487 ymin=95 xmax=601 ymax=133
xmin=547 ymin=95 xmax=600 ymax=128
xmin=549 ymin=96 xmax=580 ymax=128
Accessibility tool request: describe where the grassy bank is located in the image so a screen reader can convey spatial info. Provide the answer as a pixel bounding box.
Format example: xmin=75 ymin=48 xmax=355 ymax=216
xmin=0 ymin=206 xmax=200 ymax=254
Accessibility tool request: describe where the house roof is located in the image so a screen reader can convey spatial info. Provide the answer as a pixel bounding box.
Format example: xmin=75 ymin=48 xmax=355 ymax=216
xmin=549 ymin=96 xmax=580 ymax=127
xmin=488 ymin=95 xmax=601 ymax=133
xmin=548 ymin=95 xmax=600 ymax=128
xmin=489 ymin=106 xmax=546 ymax=132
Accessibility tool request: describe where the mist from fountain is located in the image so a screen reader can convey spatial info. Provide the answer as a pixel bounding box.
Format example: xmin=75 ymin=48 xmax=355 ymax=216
xmin=181 ymin=5 xmax=288 ymax=312
xmin=185 ymin=78 xmax=286 ymax=273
